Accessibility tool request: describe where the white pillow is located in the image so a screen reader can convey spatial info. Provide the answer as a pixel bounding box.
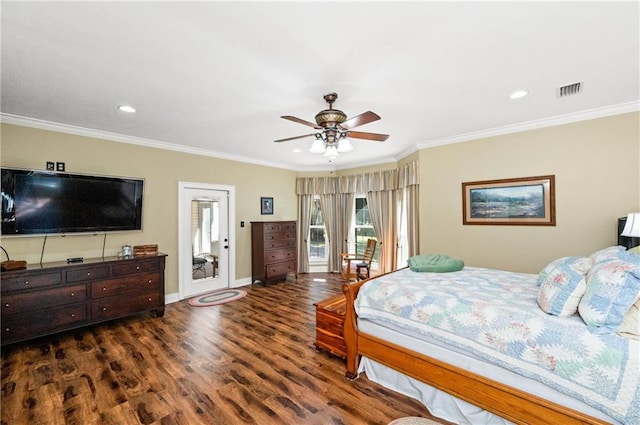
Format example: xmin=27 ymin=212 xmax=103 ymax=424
xmin=537 ymin=256 xmax=592 ymax=316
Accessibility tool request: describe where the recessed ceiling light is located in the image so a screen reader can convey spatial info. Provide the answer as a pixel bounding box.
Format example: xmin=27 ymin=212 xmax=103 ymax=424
xmin=509 ymin=90 xmax=528 ymax=100
xmin=293 ymin=149 xmax=301 ymax=153
xmin=117 ymin=105 xmax=136 ymax=113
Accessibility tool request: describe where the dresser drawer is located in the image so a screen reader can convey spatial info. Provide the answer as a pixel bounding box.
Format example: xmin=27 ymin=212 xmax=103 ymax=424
xmin=92 ymin=291 xmax=163 ymax=321
xmin=66 ymin=266 xmax=109 ymax=283
xmin=2 ymin=272 xmax=63 ymax=292
xmin=112 ymin=260 xmax=160 ymax=277
xmin=265 ymin=261 xmax=296 ymax=279
xmin=281 ymin=222 xmax=296 ymax=232
xmin=91 ymin=273 xmax=160 ymax=299
xmin=265 ymin=231 xmax=295 ymax=241
xmin=263 ymin=222 xmax=283 ymax=233
xmin=265 ymin=239 xmax=295 ymax=249
xmin=2 ymin=305 xmax=88 ymax=342
xmin=2 ymin=284 xmax=87 ymax=315
xmin=265 ymin=248 xmax=295 ymax=263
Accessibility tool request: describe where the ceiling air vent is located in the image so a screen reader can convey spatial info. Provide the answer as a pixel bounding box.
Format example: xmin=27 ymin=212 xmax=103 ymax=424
xmin=557 ymin=82 xmax=582 ymax=98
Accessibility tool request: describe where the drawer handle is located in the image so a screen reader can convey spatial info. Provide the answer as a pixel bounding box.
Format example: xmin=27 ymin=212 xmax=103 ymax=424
xmin=148 ymin=279 xmax=152 ymax=284
xmin=5 ymin=328 xmax=9 ymax=332
xmin=87 ymin=272 xmax=91 ymax=276
xmin=4 ymin=303 xmax=9 ymax=308
xmin=136 ymin=266 xmax=140 ymax=270
xmin=102 ymin=287 xmax=107 ymax=291
xmin=102 ymin=307 xmax=107 ymax=311
xmin=71 ymin=313 xmax=75 ymax=318
xmin=24 ymin=280 xmax=29 ymax=285
xmin=70 ymin=292 xmax=75 ymax=297
xmin=148 ymin=298 xmax=152 ymax=302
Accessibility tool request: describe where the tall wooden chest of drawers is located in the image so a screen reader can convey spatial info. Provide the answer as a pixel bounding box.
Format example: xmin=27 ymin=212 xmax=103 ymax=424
xmin=251 ymin=221 xmax=297 ymax=284
xmin=1 ymin=253 xmax=166 ymax=346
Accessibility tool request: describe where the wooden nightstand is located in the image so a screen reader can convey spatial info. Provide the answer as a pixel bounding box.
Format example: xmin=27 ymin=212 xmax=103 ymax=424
xmin=314 ymin=293 xmax=347 ymax=358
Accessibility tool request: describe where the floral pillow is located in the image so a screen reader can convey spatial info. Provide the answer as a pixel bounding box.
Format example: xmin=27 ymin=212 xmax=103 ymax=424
xmin=578 ymin=259 xmax=640 ymax=333
xmin=536 ymin=256 xmax=593 ymax=316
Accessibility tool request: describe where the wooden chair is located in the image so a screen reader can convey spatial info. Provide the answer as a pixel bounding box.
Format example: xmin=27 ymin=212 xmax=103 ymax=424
xmin=341 ymin=239 xmax=377 ymax=282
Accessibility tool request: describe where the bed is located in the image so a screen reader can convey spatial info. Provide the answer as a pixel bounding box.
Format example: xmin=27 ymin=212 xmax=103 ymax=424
xmin=342 ymin=248 xmax=640 ymax=425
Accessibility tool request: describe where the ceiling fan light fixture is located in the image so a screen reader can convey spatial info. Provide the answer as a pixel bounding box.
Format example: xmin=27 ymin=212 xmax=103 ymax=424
xmin=337 ymin=137 xmax=353 ymax=153
xmin=309 ymin=138 xmax=326 ymax=154
xmin=274 ymin=92 xmax=389 ymax=161
xmin=323 ymin=145 xmax=339 ymax=159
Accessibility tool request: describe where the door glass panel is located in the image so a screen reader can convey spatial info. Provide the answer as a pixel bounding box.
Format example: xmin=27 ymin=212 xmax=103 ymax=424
xmin=191 ymin=199 xmax=219 ymax=280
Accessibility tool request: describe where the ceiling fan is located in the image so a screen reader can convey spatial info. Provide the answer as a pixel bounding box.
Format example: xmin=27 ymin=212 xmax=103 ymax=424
xmin=274 ymin=92 xmax=389 ymax=158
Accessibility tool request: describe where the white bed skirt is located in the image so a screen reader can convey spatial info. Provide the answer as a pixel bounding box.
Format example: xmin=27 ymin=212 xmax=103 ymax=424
xmin=358 ymin=356 xmax=513 ymax=425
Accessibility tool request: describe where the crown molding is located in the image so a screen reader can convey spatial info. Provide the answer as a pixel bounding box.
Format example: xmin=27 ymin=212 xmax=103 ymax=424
xmin=0 ymin=113 xmax=302 ymax=171
xmin=415 ymin=101 xmax=640 ymax=149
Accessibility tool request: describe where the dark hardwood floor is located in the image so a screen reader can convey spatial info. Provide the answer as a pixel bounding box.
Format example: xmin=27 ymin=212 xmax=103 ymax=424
xmin=1 ymin=272 xmax=451 ymax=425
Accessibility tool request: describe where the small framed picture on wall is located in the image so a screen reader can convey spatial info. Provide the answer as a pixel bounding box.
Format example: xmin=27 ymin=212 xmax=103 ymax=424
xmin=261 ymin=197 xmax=273 ymax=215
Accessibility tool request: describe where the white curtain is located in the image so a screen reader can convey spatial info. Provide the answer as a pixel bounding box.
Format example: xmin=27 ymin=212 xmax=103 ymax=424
xmin=296 ymin=161 xmax=419 ymax=274
xmin=296 ymin=193 xmax=313 ymax=273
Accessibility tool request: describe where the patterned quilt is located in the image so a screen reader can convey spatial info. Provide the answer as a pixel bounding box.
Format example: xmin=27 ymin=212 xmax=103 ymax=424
xmin=355 ymin=267 xmax=640 ymax=424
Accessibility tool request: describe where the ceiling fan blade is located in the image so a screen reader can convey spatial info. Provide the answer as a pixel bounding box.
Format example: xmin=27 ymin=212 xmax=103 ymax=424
xmin=346 ymin=131 xmax=389 ymax=142
xmin=340 ymin=111 xmax=381 ymax=130
xmin=274 ymin=133 xmax=316 ymax=143
xmin=281 ymin=116 xmax=321 ymax=129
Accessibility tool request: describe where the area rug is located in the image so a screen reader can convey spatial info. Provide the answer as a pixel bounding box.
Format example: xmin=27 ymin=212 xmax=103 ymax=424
xmin=188 ymin=288 xmax=247 ymax=307
xmin=388 ymin=417 xmax=443 ymax=425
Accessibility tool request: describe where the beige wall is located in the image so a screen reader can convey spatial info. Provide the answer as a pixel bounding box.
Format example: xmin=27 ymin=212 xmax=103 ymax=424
xmin=0 ymin=124 xmax=298 ymax=294
xmin=419 ymin=112 xmax=640 ymax=273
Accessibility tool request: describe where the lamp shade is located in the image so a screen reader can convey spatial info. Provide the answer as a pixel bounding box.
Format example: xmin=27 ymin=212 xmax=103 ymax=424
xmin=309 ymin=139 xmax=326 ymax=154
xmin=323 ymin=145 xmax=338 ymax=159
xmin=621 ymin=213 xmax=640 ymax=237
xmin=337 ymin=137 xmax=353 ymax=153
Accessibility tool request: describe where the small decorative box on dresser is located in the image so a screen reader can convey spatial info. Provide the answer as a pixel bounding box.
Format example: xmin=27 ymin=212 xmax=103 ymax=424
xmin=314 ymin=293 xmax=347 ymax=358
xmin=251 ymin=221 xmax=297 ymax=284
xmin=1 ymin=253 xmax=166 ymax=346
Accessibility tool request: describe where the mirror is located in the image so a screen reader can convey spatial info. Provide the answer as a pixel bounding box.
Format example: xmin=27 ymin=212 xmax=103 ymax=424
xmin=191 ymin=199 xmax=219 ymax=280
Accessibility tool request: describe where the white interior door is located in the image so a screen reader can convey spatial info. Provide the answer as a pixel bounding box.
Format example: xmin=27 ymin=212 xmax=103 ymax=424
xmin=179 ymin=182 xmax=235 ymax=299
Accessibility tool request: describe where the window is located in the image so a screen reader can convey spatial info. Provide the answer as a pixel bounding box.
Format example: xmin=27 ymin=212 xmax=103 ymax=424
xmin=307 ymin=196 xmax=380 ymax=265
xmin=354 ymin=197 xmax=379 ymax=263
xmin=309 ymin=197 xmax=327 ymax=262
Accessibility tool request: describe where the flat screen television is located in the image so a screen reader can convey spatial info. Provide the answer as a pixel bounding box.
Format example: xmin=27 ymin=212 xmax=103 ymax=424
xmin=1 ymin=168 xmax=144 ymax=235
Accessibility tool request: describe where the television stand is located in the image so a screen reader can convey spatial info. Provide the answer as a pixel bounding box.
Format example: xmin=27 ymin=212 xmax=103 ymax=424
xmin=1 ymin=253 xmax=167 ymax=346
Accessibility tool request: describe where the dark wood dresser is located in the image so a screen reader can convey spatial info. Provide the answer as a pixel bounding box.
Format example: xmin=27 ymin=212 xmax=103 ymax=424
xmin=251 ymin=221 xmax=296 ymax=284
xmin=1 ymin=253 xmax=166 ymax=346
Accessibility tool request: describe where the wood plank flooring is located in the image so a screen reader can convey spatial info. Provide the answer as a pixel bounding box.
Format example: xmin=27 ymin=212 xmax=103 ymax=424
xmin=1 ymin=272 xmax=452 ymax=425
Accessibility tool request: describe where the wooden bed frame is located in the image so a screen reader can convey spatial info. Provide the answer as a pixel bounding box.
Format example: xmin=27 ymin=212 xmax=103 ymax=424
xmin=341 ymin=276 xmax=610 ymax=425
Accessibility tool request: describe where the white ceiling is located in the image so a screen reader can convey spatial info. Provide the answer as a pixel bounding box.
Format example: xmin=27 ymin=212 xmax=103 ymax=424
xmin=2 ymin=1 xmax=639 ymax=171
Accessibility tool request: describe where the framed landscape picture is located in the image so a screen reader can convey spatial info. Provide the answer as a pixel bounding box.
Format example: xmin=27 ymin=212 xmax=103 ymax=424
xmin=462 ymin=175 xmax=555 ymax=226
